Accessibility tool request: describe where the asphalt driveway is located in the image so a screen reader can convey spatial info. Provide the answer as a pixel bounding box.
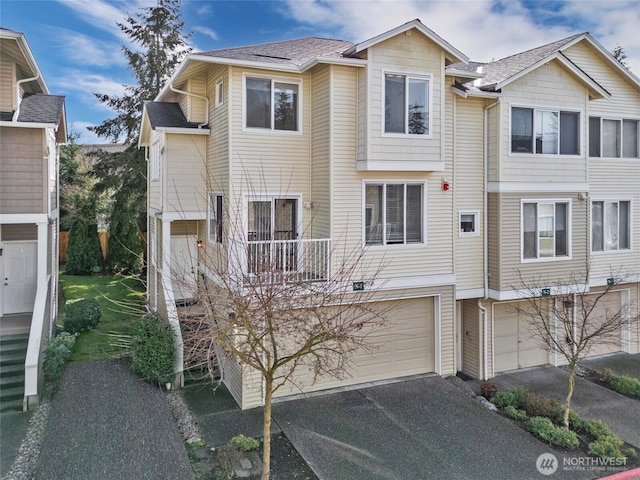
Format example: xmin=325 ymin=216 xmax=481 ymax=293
xmin=272 ymin=375 xmax=587 ymax=480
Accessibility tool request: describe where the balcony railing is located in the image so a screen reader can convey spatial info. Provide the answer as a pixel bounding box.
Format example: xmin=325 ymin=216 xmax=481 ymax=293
xmin=245 ymin=238 xmax=331 ymax=283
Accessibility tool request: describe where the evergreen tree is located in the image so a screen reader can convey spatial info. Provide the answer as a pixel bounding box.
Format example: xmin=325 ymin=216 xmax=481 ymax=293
xmin=107 ymin=194 xmax=144 ymax=274
xmin=612 ymin=43 xmax=629 ymax=69
xmin=65 ymin=197 xmax=102 ymax=275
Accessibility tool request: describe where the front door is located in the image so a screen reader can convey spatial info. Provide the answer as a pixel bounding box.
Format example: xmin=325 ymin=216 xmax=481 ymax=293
xmin=170 ymin=236 xmax=197 ymax=302
xmin=2 ymin=242 xmax=37 ymax=315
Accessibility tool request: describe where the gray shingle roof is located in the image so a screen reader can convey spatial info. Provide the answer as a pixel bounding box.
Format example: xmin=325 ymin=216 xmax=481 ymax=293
xmin=145 ymin=102 xmax=204 ymax=129
xmin=194 ymin=37 xmax=354 ymax=67
xmin=16 ymin=93 xmax=64 ymax=124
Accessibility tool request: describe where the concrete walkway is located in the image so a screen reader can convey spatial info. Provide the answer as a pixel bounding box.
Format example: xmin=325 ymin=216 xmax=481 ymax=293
xmin=581 ymin=353 xmax=640 ymax=380
xmin=35 ymin=359 xmax=193 ymax=480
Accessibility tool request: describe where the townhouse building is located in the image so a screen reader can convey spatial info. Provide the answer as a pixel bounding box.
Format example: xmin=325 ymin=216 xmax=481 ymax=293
xmin=139 ymin=19 xmax=640 ymax=409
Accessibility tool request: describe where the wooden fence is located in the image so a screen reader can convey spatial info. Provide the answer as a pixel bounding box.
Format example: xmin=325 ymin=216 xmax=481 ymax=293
xmin=59 ymin=231 xmax=147 ymax=264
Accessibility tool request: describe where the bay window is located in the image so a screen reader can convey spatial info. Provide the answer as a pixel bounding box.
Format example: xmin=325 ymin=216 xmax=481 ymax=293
xmin=522 ymin=201 xmax=570 ymax=260
xmin=591 ymin=200 xmax=631 ymax=251
xmin=385 ymin=73 xmax=430 ymax=135
xmin=365 ymin=183 xmax=423 ymax=245
xmin=511 ymin=107 xmax=579 ymax=155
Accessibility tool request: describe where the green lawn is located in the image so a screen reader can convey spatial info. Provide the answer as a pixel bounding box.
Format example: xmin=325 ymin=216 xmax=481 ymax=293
xmin=59 ymin=274 xmax=145 ymax=363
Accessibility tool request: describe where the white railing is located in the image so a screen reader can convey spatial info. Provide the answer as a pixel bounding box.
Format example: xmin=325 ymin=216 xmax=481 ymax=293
xmin=245 ymin=238 xmax=331 ymax=282
xmin=24 ymin=275 xmax=51 ymax=410
xmin=160 ymin=273 xmax=185 ymax=388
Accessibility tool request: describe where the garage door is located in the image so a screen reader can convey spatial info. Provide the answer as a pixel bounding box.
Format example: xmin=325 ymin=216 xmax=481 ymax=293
xmin=274 ymin=297 xmax=435 ymax=398
xmin=494 ymin=302 xmax=549 ymax=374
xmin=581 ymin=291 xmax=622 ymax=357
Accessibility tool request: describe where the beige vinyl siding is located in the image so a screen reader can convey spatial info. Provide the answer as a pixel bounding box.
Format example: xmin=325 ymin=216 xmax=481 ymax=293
xmin=1 ymin=224 xmax=37 ymax=241
xmin=163 ymin=134 xmax=206 ymax=214
xmin=461 ymin=299 xmax=481 ymax=378
xmin=487 ymin=193 xmax=500 ymax=292
xmin=487 ymin=105 xmax=499 ymax=182
xmin=0 ymin=127 xmax=45 ymax=214
xmin=177 ymin=75 xmax=207 ymax=124
xmin=357 ymin=67 xmax=368 ymax=163
xmin=48 ymin=130 xmax=57 ymax=212
xmin=170 ymin=220 xmax=199 ymax=236
xmin=310 ymin=64 xmax=331 ymax=238
xmin=564 ymin=41 xmax=640 ymax=117
xmin=582 ymin=288 xmax=622 ymax=357
xmin=499 ymin=61 xmax=588 ymax=184
xmin=494 ymin=192 xmax=588 ymax=292
xmin=588 ymin=160 xmax=640 ymax=280
xmin=454 ymin=96 xmax=486 ymax=291
xmin=0 ymin=61 xmax=14 ymax=112
xmin=148 ymin=130 xmax=163 ymax=210
xmin=365 ymin=32 xmax=443 ymax=163
xmin=629 ymin=283 xmax=640 ymax=353
xmin=206 ymin=65 xmax=229 ymax=194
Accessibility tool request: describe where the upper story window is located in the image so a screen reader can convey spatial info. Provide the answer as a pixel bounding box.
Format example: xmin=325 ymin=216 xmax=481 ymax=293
xmin=589 ymin=117 xmax=639 ymax=158
xmin=245 ymin=76 xmax=299 ymax=132
xmin=511 ymin=107 xmax=579 ymax=155
xmin=208 ymin=192 xmax=223 ymax=244
xmin=384 ymin=73 xmax=430 ymax=135
xmin=522 ymin=200 xmax=570 ymax=260
xmin=365 ymin=182 xmax=424 ymax=246
xmin=592 ymin=200 xmax=631 ymax=252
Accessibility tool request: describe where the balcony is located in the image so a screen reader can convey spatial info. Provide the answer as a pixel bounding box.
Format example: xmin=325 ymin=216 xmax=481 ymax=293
xmin=243 ymin=238 xmax=331 ymax=283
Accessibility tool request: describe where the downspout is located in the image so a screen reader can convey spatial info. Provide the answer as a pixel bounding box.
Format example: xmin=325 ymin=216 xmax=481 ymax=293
xmin=13 ymin=72 xmax=41 ymax=121
xmin=169 ymin=82 xmax=209 ymax=128
xmin=479 ymin=97 xmax=501 ymax=380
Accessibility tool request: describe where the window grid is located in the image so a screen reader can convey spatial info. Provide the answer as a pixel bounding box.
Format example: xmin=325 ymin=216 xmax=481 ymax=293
xmin=208 ymin=192 xmax=223 ymax=244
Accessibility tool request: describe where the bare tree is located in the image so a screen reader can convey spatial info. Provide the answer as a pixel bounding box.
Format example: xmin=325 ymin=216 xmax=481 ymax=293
xmin=177 ymin=193 xmax=391 ymax=479
xmin=513 ymin=269 xmax=639 ymax=428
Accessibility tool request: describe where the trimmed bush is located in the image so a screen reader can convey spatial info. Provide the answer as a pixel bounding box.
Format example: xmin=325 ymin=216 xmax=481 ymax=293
xmin=608 ymin=374 xmax=640 ymax=398
xmin=228 ymin=434 xmax=260 ymax=452
xmin=583 ymin=419 xmax=616 ymax=441
xmin=490 ymin=387 xmax=526 ymax=409
xmin=588 ymin=437 xmax=625 ymax=460
xmin=522 ymin=391 xmax=564 ymax=419
xmin=43 ymin=332 xmax=77 ymax=384
xmin=63 ymin=298 xmax=102 ymax=334
xmin=130 ymin=314 xmax=176 ymax=386
xmin=527 ymin=416 xmax=579 ymax=449
xmin=480 ymin=381 xmax=498 ymax=399
xmin=504 ymin=405 xmax=528 ymax=421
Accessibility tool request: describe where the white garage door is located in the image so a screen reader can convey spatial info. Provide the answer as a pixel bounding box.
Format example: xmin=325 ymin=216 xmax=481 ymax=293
xmin=274 ymin=297 xmax=435 ymax=398
xmin=494 ymin=302 xmax=549 ymax=374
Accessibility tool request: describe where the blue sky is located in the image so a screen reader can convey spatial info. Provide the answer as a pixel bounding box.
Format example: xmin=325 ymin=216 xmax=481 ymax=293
xmin=2 ymin=0 xmax=639 ymax=145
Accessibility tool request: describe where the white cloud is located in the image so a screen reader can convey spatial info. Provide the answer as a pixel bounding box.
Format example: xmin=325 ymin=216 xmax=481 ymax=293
xmin=52 ymin=70 xmax=128 ymax=108
xmin=47 ymin=27 xmax=125 ymax=68
xmin=193 ymin=26 xmax=219 ymax=41
xmin=66 ymin=121 xmax=106 ymax=145
xmin=281 ymin=0 xmax=639 ymax=75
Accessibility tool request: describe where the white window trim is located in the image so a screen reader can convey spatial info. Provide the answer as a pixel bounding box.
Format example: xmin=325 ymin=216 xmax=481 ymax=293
xmin=208 ymin=192 xmax=224 ymax=244
xmin=459 ymin=210 xmax=480 ymax=237
xmin=509 ymin=104 xmax=582 ymax=157
xmin=588 ymin=116 xmax=640 ymax=159
xmin=215 ymin=78 xmax=224 ymax=107
xmin=150 ymin=139 xmax=161 ymax=182
xmin=590 ymin=198 xmax=633 ymax=253
xmin=520 ymin=198 xmax=572 ymax=263
xmin=381 ymin=70 xmax=433 ymax=138
xmin=362 ymin=180 xmax=427 ymax=247
xmin=242 ymin=73 xmax=303 ymax=135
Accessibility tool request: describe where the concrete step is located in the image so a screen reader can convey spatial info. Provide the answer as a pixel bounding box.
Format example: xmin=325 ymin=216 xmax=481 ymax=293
xmin=0 ymin=385 xmax=24 ymax=402
xmin=0 ymin=397 xmax=23 ymax=413
xmin=0 ymin=363 xmax=23 ymax=378
xmin=0 ymin=374 xmax=24 ymax=388
xmin=0 ymin=333 xmax=29 ymax=345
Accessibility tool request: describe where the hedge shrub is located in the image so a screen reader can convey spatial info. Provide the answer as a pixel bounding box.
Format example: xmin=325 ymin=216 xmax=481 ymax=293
xmin=588 ymin=437 xmax=625 ymax=460
xmin=63 ymin=298 xmax=102 ymax=334
xmin=504 ymin=405 xmax=528 ymax=421
xmin=527 ymin=416 xmax=579 ymax=449
xmin=130 ymin=314 xmax=176 ymax=386
xmin=43 ymin=332 xmax=77 ymax=384
xmin=490 ymin=387 xmax=526 ymax=409
xmin=228 ymin=434 xmax=260 ymax=452
xmin=608 ymin=374 xmax=640 ymax=398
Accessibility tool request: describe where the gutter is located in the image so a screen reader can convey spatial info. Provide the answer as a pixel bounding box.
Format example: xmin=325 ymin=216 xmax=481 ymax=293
xmin=12 ymin=72 xmax=41 ymax=122
xmin=169 ymin=82 xmax=209 ymax=128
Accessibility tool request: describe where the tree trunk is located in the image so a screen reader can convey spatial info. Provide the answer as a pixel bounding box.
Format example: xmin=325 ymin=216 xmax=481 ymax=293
xmin=261 ymin=378 xmax=273 ymax=480
xmin=564 ymin=362 xmax=576 ymax=429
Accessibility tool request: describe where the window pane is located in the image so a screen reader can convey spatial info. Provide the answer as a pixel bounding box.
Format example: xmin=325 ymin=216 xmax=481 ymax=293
xmin=386 ymin=184 xmax=404 ymax=243
xmin=512 ymin=108 xmax=533 ymax=153
xmin=406 ymin=185 xmax=422 ymax=243
xmin=622 ymin=120 xmax=638 ymax=158
xmin=248 ymin=201 xmax=271 ymax=241
xmin=385 ymin=75 xmax=405 ymax=133
xmin=365 ymin=185 xmax=383 ymax=245
xmin=535 ymin=111 xmax=558 ymax=154
xmin=620 ymin=201 xmax=630 ymax=249
xmin=559 ymin=112 xmax=579 ymax=155
xmin=216 ymin=195 xmax=223 ymax=243
xmin=603 ymin=119 xmax=621 ymax=157
xmin=274 ymin=82 xmax=298 ymax=131
xmin=523 ymin=203 xmax=537 ymax=258
xmin=246 ymin=78 xmax=271 ymax=128
xmin=555 ymin=203 xmax=567 ymax=256
xmin=461 ymin=214 xmax=475 ymax=233
xmin=592 ymin=201 xmax=604 ymax=251
xmin=208 ymin=193 xmax=216 ymax=241
xmin=538 ymin=203 xmax=555 ymax=257
xmin=589 ymin=117 xmax=601 ymax=157
xmin=408 ymin=78 xmax=428 ymax=135
xmin=605 ymin=201 xmax=619 ymax=250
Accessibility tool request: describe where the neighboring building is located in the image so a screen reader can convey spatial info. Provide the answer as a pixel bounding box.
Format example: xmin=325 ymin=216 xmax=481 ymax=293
xmin=139 ymin=19 xmax=640 ymax=409
xmin=0 ymin=28 xmax=67 ymax=410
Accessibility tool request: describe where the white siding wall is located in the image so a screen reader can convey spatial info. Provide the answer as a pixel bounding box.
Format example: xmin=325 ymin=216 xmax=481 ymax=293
xmin=148 ymin=130 xmax=163 ymax=210
xmin=0 ymin=61 xmax=14 ymax=112
xmin=164 ymin=134 xmax=207 ymax=214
